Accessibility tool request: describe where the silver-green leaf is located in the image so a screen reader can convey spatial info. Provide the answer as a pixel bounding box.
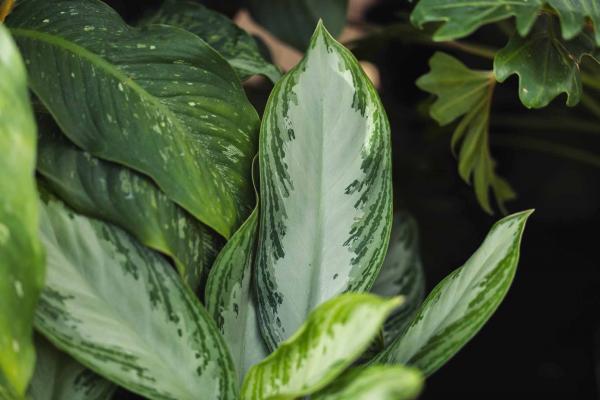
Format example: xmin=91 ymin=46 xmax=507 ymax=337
xmin=36 ymin=199 xmax=238 ymax=400
xmin=36 ymin=116 xmax=221 ymax=290
xmin=205 ymin=209 xmax=269 ymax=382
xmin=0 ymin=24 xmax=44 ymax=398
xmin=372 ymin=212 xmax=425 ymax=344
xmin=142 ymin=0 xmax=281 ymax=83
xmin=8 ymin=0 xmax=259 ymax=238
xmin=28 ymin=336 xmax=115 ymax=400
xmin=241 ymin=293 xmax=402 ymax=400
xmin=373 ymin=210 xmax=532 ymax=376
xmin=256 ymin=22 xmax=393 ymax=350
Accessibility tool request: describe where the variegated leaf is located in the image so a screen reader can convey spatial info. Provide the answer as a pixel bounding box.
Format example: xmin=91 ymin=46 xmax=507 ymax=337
xmin=36 ymin=199 xmax=238 ymax=400
xmin=312 ymin=365 xmax=424 ymax=400
xmin=372 ymin=212 xmax=425 ymax=344
xmin=142 ymin=0 xmax=281 ymax=83
xmin=7 ymin=0 xmax=259 ymax=238
xmin=36 ymin=115 xmax=221 ymax=290
xmin=373 ymin=211 xmax=532 ymax=376
xmin=28 ymin=336 xmax=115 ymax=400
xmin=256 ymin=22 xmax=393 ymax=350
xmin=0 ymin=24 xmax=44 ymax=397
xmin=241 ymin=293 xmax=402 ymax=400
xmin=205 ymin=209 xmax=269 ymax=382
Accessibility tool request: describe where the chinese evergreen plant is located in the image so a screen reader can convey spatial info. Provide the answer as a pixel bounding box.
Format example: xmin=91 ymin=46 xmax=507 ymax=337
xmin=0 ymin=0 xmax=540 ymax=399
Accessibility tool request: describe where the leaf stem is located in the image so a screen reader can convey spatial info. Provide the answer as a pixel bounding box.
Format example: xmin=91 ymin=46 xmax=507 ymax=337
xmin=442 ymin=41 xmax=496 ymax=60
xmin=581 ymin=94 xmax=600 ymax=119
xmin=581 ymin=73 xmax=600 ymax=91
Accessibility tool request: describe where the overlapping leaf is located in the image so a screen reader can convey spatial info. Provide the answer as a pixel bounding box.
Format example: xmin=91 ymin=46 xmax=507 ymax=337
xmin=417 ymin=52 xmax=515 ymax=213
xmin=256 ymin=23 xmax=393 ymax=349
xmin=312 ymin=365 xmax=423 ymax=400
xmin=372 ymin=212 xmax=425 ymax=343
xmin=247 ymin=0 xmax=348 ymax=50
xmin=36 ymin=199 xmax=237 ymax=400
xmin=0 ymin=24 xmax=44 ymax=397
xmin=36 ymin=116 xmax=221 ymax=289
xmin=28 ymin=336 xmax=114 ymax=400
xmin=7 ymin=0 xmax=260 ymax=238
xmin=142 ymin=0 xmax=281 ymax=83
xmin=495 ymin=20 xmax=599 ymax=108
xmin=241 ymin=293 xmax=402 ymax=400
xmin=373 ymin=211 xmax=532 ymax=376
xmin=205 ymin=209 xmax=269 ymax=382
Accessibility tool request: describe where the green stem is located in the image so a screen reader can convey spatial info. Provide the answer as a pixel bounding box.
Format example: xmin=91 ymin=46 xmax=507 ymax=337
xmin=493 ymin=135 xmax=600 ymax=168
xmin=581 ymin=94 xmax=600 ymax=119
xmin=581 ymin=73 xmax=600 ymax=92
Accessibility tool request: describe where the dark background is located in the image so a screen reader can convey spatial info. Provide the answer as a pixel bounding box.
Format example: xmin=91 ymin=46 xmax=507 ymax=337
xmin=106 ymin=0 xmax=600 ymax=397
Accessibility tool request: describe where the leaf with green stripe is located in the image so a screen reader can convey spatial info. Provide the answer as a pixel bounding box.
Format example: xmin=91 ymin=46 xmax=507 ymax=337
xmin=256 ymin=22 xmax=393 ymax=350
xmin=142 ymin=0 xmax=281 ymax=83
xmin=28 ymin=336 xmax=115 ymax=400
xmin=247 ymin=0 xmax=348 ymax=50
xmin=36 ymin=115 xmax=221 ymax=290
xmin=241 ymin=293 xmax=402 ymax=400
xmin=7 ymin=0 xmax=259 ymax=238
xmin=494 ymin=20 xmax=598 ymax=108
xmin=0 ymin=24 xmax=44 ymax=398
xmin=36 ymin=199 xmax=238 ymax=400
xmin=312 ymin=365 xmax=424 ymax=400
xmin=373 ymin=210 xmax=532 ymax=376
xmin=372 ymin=212 xmax=425 ymax=344
xmin=205 ymin=209 xmax=270 ymax=382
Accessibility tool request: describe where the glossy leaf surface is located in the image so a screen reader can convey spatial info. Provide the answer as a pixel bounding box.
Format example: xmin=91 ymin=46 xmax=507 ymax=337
xmin=36 ymin=199 xmax=237 ymax=400
xmin=256 ymin=23 xmax=393 ymax=349
xmin=8 ymin=0 xmax=259 ymax=238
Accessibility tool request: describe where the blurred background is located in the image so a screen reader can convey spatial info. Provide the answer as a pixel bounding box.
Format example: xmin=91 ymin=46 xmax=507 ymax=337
xmin=106 ymin=0 xmax=600 ymax=397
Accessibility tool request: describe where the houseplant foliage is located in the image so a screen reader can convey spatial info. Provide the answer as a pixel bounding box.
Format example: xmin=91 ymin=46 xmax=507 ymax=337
xmin=0 ymin=0 xmax=533 ymax=399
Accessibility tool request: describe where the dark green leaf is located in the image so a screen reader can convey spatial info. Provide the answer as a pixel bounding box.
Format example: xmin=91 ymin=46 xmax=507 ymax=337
xmin=0 ymin=24 xmax=44 ymax=397
xmin=36 ymin=116 xmax=221 ymax=290
xmin=547 ymin=0 xmax=600 ymax=45
xmin=205 ymin=209 xmax=269 ymax=382
xmin=36 ymin=199 xmax=238 ymax=400
xmin=372 ymin=212 xmax=425 ymax=344
xmin=142 ymin=0 xmax=281 ymax=83
xmin=247 ymin=0 xmax=348 ymax=50
xmin=494 ymin=19 xmax=599 ymax=108
xmin=374 ymin=211 xmax=532 ymax=376
xmin=256 ymin=23 xmax=393 ymax=350
xmin=417 ymin=52 xmax=516 ymax=214
xmin=312 ymin=365 xmax=423 ymax=400
xmin=8 ymin=0 xmax=259 ymax=238
xmin=28 ymin=336 xmax=114 ymax=400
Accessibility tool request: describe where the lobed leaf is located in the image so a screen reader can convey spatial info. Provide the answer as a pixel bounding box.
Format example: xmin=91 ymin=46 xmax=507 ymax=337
xmin=0 ymin=24 xmax=44 ymax=397
xmin=36 ymin=199 xmax=238 ymax=400
xmin=7 ymin=0 xmax=260 ymax=238
xmin=494 ymin=19 xmax=599 ymax=108
xmin=36 ymin=116 xmax=221 ymax=290
xmin=417 ymin=52 xmax=515 ymax=214
xmin=255 ymin=22 xmax=393 ymax=349
xmin=205 ymin=209 xmax=269 ymax=383
xmin=247 ymin=0 xmax=348 ymax=50
xmin=373 ymin=210 xmax=532 ymax=376
xmin=241 ymin=293 xmax=402 ymax=400
xmin=372 ymin=212 xmax=425 ymax=344
xmin=312 ymin=365 xmax=423 ymax=400
xmin=142 ymin=0 xmax=281 ymax=83
xmin=28 ymin=336 xmax=114 ymax=400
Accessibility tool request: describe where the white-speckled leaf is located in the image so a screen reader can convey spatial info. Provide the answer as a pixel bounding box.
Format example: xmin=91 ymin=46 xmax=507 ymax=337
xmin=312 ymin=365 xmax=423 ymax=400
xmin=36 ymin=199 xmax=238 ymax=400
xmin=205 ymin=209 xmax=270 ymax=382
xmin=36 ymin=115 xmax=221 ymax=290
xmin=28 ymin=336 xmax=115 ymax=400
xmin=372 ymin=212 xmax=425 ymax=344
xmin=373 ymin=211 xmax=532 ymax=376
xmin=241 ymin=293 xmax=402 ymax=400
xmin=256 ymin=22 xmax=393 ymax=350
xmin=0 ymin=24 xmax=45 ymax=398
xmin=7 ymin=0 xmax=259 ymax=238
